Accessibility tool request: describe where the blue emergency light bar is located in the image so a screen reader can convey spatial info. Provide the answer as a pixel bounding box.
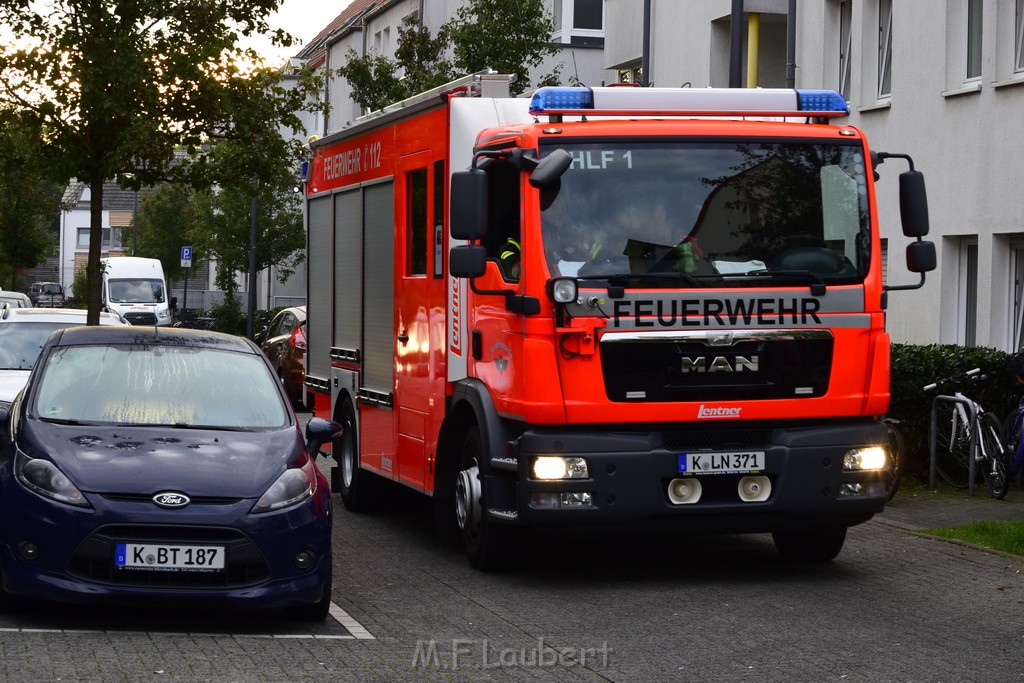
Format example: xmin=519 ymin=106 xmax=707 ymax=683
xmin=528 ymin=86 xmax=850 ymax=118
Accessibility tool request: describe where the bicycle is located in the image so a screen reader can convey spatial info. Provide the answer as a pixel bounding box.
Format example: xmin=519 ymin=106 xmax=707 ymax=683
xmin=925 ymin=368 xmax=1009 ymax=499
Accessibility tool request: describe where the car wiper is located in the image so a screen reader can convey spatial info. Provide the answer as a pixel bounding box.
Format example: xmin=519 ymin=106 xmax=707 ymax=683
xmin=728 ymin=269 xmax=827 ymax=296
xmin=171 ymin=423 xmax=259 ymax=432
xmin=590 ymin=271 xmax=707 ymax=288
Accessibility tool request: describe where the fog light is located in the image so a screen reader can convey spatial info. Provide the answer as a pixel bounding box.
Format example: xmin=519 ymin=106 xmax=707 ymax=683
xmin=531 ymin=492 xmax=560 ymax=508
xmin=844 ymin=447 xmax=886 ymax=471
xmin=737 ymin=475 xmax=772 ymax=502
xmin=16 ymin=541 xmax=40 ymax=561
xmin=532 ymin=456 xmax=589 ymax=480
xmin=840 ymin=483 xmax=866 ymax=496
xmin=293 ymin=550 xmax=316 ymax=570
xmin=560 ymin=492 xmax=593 ymax=506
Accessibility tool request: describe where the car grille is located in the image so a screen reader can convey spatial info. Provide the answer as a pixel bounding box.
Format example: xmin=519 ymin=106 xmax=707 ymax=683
xmin=66 ymin=525 xmax=270 ymax=588
xmin=124 ymin=312 xmax=158 ymax=325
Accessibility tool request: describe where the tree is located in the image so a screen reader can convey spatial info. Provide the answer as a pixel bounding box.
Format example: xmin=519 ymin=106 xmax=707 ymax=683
xmin=0 ymin=108 xmax=59 ymax=289
xmin=444 ymin=0 xmax=561 ymax=96
xmin=188 ymin=138 xmax=305 ymax=300
xmin=134 ymin=184 xmax=198 ymax=285
xmin=340 ymin=0 xmax=560 ymax=112
xmin=0 ymin=0 xmax=323 ymax=323
xmin=336 ymin=15 xmax=454 ymax=113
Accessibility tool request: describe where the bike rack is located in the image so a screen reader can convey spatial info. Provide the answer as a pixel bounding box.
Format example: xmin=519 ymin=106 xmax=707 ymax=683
xmin=929 ymin=395 xmax=979 ymax=495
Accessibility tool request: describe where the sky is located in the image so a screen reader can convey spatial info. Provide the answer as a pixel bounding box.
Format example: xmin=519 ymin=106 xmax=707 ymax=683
xmin=248 ymin=0 xmax=356 ymax=66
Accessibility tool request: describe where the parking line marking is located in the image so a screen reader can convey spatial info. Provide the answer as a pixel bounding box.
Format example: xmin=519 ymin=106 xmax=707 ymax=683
xmin=0 ymin=603 xmax=375 ymax=641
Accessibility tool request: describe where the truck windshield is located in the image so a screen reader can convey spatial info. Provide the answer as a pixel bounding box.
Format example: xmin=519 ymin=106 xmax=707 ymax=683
xmin=540 ymin=141 xmax=870 ymax=287
xmin=108 ymin=279 xmax=165 ymax=303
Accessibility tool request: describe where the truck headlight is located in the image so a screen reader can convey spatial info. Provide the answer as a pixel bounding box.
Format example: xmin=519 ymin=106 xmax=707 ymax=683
xmin=843 ymin=446 xmax=886 ymax=471
xmin=531 ymin=456 xmax=589 ymax=480
xmin=548 ymin=278 xmax=578 ymax=304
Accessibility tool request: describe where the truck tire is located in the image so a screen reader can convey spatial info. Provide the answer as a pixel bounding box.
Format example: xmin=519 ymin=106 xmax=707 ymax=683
xmin=456 ymin=427 xmax=517 ymax=571
xmin=772 ymin=527 xmax=847 ymax=562
xmin=336 ymin=401 xmax=372 ymax=512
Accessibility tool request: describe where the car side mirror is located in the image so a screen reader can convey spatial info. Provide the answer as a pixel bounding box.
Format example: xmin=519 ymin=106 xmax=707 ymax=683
xmin=305 ymin=417 xmax=345 ymax=457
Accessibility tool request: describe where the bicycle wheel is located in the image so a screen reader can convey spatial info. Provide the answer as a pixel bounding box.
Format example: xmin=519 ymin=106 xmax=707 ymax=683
xmin=1003 ymin=405 xmax=1024 ymax=478
xmin=979 ymin=412 xmax=1010 ymax=499
xmin=933 ymin=401 xmax=972 ymax=489
xmin=882 ymin=418 xmax=905 ymax=501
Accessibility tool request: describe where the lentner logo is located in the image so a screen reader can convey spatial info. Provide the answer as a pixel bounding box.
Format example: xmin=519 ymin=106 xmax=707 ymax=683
xmin=697 ymin=404 xmax=741 ymax=418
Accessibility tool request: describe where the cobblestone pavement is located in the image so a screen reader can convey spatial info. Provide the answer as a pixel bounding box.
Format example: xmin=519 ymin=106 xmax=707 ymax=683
xmin=1 ymin=473 xmax=1022 ymax=682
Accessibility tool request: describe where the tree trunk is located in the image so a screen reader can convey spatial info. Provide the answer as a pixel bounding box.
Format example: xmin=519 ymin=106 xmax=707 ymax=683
xmin=87 ymin=176 xmax=104 ymax=325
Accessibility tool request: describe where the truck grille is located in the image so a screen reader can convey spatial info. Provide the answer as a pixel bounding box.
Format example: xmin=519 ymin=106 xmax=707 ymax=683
xmin=66 ymin=525 xmax=270 ymax=588
xmin=124 ymin=312 xmax=158 ymax=325
xmin=600 ymin=330 xmax=833 ymax=402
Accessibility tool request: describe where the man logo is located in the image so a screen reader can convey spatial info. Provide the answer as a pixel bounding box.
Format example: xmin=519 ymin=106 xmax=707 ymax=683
xmin=152 ymin=492 xmax=191 ymax=509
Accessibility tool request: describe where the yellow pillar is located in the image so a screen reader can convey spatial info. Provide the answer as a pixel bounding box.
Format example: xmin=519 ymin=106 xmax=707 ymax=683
xmin=747 ymin=12 xmax=760 ymax=88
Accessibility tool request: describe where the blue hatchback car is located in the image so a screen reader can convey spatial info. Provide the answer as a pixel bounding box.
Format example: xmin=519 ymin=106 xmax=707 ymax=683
xmin=0 ymin=326 xmax=341 ymax=620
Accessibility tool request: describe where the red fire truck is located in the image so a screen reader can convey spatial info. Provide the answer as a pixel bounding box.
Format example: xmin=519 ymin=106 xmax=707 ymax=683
xmin=304 ymin=73 xmax=934 ymax=569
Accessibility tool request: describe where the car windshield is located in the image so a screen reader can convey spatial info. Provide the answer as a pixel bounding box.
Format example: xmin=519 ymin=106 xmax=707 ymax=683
xmin=540 ymin=141 xmax=870 ymax=286
xmin=0 ymin=322 xmax=78 ymax=370
xmin=32 ymin=345 xmax=288 ymax=429
xmin=42 ymin=284 xmax=62 ymax=295
xmin=108 ymin=278 xmax=165 ymax=303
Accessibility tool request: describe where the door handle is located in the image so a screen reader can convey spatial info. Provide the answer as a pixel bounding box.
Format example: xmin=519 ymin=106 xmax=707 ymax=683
xmin=398 ymin=332 xmax=409 ymax=344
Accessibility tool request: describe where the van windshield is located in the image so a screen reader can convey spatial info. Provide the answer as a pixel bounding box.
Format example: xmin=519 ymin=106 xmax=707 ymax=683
xmin=108 ymin=279 xmax=165 ymax=304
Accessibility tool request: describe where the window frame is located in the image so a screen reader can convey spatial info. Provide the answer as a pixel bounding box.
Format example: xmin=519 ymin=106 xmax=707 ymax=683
xmin=966 ymin=0 xmax=984 ymax=81
xmin=839 ymin=0 xmax=853 ymax=100
xmin=551 ymin=0 xmax=604 ymax=45
xmin=877 ymin=0 xmax=893 ymax=98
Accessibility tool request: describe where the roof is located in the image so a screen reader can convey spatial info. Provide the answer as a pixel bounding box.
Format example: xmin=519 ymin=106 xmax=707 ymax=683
xmin=61 ymin=150 xmax=192 ymax=211
xmin=51 ymin=325 xmax=259 ymax=353
xmin=295 ymin=0 xmax=381 ymax=68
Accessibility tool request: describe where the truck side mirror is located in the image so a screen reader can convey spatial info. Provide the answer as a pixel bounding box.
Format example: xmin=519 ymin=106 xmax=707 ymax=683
xmin=906 ymin=240 xmax=936 ymax=273
xmin=450 ymin=169 xmax=488 ymax=240
xmin=529 ymin=149 xmax=573 ymax=189
xmin=899 ymin=169 xmax=929 ymax=238
xmin=449 ymin=245 xmax=487 ymax=277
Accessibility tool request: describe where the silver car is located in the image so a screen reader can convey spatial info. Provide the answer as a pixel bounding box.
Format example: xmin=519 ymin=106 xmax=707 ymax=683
xmin=0 ymin=308 xmax=127 ymax=407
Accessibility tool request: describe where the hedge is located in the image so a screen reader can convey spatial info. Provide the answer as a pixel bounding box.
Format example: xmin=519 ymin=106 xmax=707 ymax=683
xmin=889 ymin=343 xmax=1020 ymax=478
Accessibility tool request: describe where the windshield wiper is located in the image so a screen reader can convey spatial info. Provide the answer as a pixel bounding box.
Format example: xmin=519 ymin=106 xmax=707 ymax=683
xmin=582 ymin=271 xmax=708 ymax=289
xmin=726 ymin=269 xmax=828 ymax=296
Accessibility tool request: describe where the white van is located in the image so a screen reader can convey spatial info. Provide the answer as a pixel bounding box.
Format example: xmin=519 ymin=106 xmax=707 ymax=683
xmin=100 ymin=257 xmax=174 ymax=326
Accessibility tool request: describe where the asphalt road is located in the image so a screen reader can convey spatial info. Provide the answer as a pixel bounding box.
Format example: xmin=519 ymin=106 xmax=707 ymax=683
xmin=1 ymin=454 xmax=1023 ymax=682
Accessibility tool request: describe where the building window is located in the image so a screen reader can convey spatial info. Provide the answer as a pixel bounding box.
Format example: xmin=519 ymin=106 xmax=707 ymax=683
xmin=967 ymin=0 xmax=983 ymax=79
xmin=617 ymin=62 xmax=643 ymax=84
xmin=1017 ymin=0 xmax=1024 ymax=71
xmin=76 ymin=227 xmax=121 ymax=250
xmin=1010 ymin=242 xmax=1024 ymax=351
xmin=958 ymin=238 xmax=979 ymax=347
xmin=406 ymin=168 xmax=427 ymax=277
xmin=839 ymin=0 xmax=853 ymax=99
xmin=552 ymin=0 xmax=604 ymax=45
xmin=878 ymin=0 xmax=893 ymax=97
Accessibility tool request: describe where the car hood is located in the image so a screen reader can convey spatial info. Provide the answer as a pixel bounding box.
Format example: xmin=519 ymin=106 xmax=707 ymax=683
xmin=18 ymin=419 xmax=304 ymax=498
xmin=0 ymin=370 xmax=30 ymax=404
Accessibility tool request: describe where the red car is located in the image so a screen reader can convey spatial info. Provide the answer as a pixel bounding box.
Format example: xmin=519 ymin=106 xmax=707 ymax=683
xmin=257 ymin=306 xmax=306 ymax=408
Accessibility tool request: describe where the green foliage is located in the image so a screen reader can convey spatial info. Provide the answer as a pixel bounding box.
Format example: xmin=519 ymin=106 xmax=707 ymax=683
xmin=67 ymin=267 xmax=90 ymax=307
xmin=0 ymin=0 xmax=324 ymax=323
xmin=135 ymin=184 xmax=199 ymax=284
xmin=0 ymin=108 xmax=59 ymax=288
xmin=889 ymin=343 xmax=1018 ymax=478
xmin=444 ymin=0 xmax=561 ymax=96
xmin=188 ymin=138 xmax=305 ymax=297
xmin=342 ymin=0 xmax=561 ymax=111
xmin=211 ymin=294 xmax=245 ymax=336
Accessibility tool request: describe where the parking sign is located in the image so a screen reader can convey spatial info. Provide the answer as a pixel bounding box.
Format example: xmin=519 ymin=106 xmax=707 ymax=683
xmin=181 ymin=246 xmax=192 ymax=268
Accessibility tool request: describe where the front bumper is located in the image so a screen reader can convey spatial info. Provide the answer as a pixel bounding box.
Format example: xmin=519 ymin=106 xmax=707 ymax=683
xmin=489 ymin=420 xmax=888 ymax=535
xmin=0 ymin=478 xmax=331 ymax=609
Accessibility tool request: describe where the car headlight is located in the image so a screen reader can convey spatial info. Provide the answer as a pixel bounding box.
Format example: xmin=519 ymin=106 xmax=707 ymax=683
xmin=157 ymin=309 xmax=170 ymax=320
xmin=15 ymin=449 xmax=91 ymax=508
xmin=251 ymin=458 xmax=317 ymax=513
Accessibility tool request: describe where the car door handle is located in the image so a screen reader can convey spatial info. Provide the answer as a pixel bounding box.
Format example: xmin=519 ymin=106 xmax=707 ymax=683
xmin=397 ymin=333 xmax=409 ymax=344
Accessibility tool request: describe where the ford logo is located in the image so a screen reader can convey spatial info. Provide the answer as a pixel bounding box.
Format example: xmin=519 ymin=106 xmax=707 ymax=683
xmin=153 ymin=492 xmax=191 ymax=509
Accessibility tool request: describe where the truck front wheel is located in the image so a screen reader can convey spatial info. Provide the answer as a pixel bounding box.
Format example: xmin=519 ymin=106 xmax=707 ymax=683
xmin=772 ymin=527 xmax=847 ymax=562
xmin=456 ymin=427 xmax=516 ymax=571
